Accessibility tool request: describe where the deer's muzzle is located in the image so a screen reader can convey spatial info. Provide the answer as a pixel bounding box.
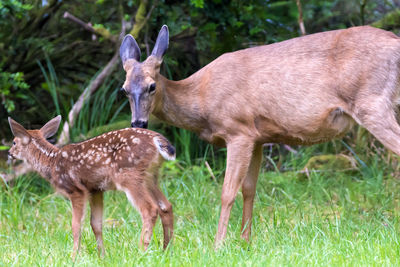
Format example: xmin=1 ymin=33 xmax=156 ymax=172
xmin=131 ymin=120 xmax=148 ymax=129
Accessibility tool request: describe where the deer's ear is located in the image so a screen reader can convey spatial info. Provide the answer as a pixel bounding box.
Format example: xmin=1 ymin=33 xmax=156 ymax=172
xmin=8 ymin=117 xmax=30 ymax=144
xmin=40 ymin=115 xmax=61 ymax=139
xmin=120 ymin=34 xmax=141 ymax=65
xmin=151 ymin=25 xmax=169 ymax=60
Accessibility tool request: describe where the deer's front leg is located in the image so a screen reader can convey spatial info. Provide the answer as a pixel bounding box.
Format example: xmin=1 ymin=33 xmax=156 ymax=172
xmin=215 ymin=138 xmax=255 ymax=247
xmin=241 ymin=144 xmax=263 ymax=241
xmin=70 ymin=193 xmax=87 ymax=259
xmin=89 ymin=192 xmax=104 ymax=257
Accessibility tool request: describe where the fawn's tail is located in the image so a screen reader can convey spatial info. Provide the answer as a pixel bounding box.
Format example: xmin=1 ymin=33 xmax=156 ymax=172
xmin=153 ymin=135 xmax=176 ymax=161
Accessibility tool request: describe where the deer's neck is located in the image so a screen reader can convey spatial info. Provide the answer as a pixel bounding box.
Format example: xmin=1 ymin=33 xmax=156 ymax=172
xmin=28 ymin=139 xmax=59 ymax=180
xmin=153 ymin=73 xmax=207 ymax=133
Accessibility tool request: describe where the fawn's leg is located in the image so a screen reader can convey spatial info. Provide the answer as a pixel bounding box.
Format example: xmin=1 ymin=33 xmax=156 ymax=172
xmin=70 ymin=193 xmax=88 ymax=259
xmin=241 ymin=144 xmax=263 ymax=241
xmin=122 ymin=182 xmax=158 ymax=250
xmin=151 ymin=186 xmax=173 ymax=249
xmin=89 ymin=191 xmax=104 ymax=256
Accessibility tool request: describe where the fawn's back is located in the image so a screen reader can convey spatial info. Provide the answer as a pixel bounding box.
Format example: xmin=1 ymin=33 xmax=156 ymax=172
xmin=51 ymin=128 xmax=174 ymax=195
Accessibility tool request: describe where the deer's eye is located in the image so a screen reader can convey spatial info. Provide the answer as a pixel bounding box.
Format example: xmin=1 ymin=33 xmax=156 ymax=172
xmin=12 ymin=141 xmax=16 ymax=145
xmin=149 ymin=83 xmax=156 ymax=94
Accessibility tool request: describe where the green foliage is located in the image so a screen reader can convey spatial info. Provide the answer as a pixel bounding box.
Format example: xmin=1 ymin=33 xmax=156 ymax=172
xmin=190 ymin=0 xmax=204 ymax=8
xmin=71 ymin=78 xmax=129 ymax=143
xmin=0 ymin=0 xmax=32 ymax=21
xmin=37 ymin=56 xmax=61 ymax=116
xmin=0 ymin=68 xmax=30 ymax=113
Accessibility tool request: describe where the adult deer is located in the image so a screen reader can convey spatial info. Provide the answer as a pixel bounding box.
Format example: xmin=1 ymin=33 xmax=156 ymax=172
xmin=8 ymin=116 xmax=175 ymax=256
xmin=119 ymin=25 xmax=400 ymax=245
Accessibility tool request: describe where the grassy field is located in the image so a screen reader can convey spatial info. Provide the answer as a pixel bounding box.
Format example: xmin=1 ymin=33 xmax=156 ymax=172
xmin=1 ymin=147 xmax=400 ymax=266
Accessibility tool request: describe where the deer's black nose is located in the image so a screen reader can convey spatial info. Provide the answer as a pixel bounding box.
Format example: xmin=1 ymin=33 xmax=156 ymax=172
xmin=131 ymin=120 xmax=148 ymax=129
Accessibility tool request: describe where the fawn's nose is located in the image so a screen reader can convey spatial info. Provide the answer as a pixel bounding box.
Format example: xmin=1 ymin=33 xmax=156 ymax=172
xmin=131 ymin=120 xmax=148 ymax=129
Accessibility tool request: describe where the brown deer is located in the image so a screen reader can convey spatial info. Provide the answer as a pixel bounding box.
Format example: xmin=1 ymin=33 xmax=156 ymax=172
xmin=8 ymin=116 xmax=175 ymax=256
xmin=119 ymin=25 xmax=400 ymax=246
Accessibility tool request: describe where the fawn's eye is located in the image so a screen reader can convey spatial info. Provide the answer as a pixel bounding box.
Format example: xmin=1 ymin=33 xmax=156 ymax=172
xmin=12 ymin=141 xmax=16 ymax=145
xmin=149 ymin=83 xmax=156 ymax=94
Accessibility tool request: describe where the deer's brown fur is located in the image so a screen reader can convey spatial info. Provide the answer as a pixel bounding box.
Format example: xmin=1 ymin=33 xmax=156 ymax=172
xmin=8 ymin=116 xmax=175 ymax=256
xmin=120 ymin=25 xmax=400 ymax=246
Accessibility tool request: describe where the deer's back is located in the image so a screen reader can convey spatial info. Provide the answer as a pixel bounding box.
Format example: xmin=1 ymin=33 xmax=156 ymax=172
xmin=196 ymin=26 xmax=400 ymax=145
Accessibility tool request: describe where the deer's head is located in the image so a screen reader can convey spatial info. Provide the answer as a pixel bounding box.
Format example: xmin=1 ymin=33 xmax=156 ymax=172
xmin=120 ymin=25 xmax=169 ymax=129
xmin=8 ymin=116 xmax=61 ymax=161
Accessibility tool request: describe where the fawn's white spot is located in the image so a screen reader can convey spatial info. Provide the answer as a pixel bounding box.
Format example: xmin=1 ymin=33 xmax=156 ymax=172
xmin=132 ymin=138 xmax=140 ymax=144
xmin=61 ymin=151 xmax=68 ymax=158
xmin=104 ymin=158 xmax=111 ymax=164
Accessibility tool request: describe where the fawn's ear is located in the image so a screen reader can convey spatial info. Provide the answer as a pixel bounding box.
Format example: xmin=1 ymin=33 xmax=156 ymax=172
xmin=40 ymin=115 xmax=61 ymax=139
xmin=151 ymin=25 xmax=169 ymax=60
xmin=8 ymin=117 xmax=30 ymax=144
xmin=120 ymin=34 xmax=141 ymax=65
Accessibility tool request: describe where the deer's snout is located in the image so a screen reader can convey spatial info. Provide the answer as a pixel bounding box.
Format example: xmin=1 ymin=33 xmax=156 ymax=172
xmin=131 ymin=120 xmax=148 ymax=129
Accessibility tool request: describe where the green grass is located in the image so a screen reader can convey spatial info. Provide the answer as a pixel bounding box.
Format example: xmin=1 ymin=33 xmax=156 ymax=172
xmin=1 ymin=154 xmax=400 ymax=266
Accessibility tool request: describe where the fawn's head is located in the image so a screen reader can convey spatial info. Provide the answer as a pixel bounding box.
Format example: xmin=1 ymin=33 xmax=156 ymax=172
xmin=120 ymin=25 xmax=169 ymax=129
xmin=8 ymin=116 xmax=62 ymax=161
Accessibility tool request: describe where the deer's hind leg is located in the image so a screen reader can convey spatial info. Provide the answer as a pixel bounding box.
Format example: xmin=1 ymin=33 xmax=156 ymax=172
xmin=352 ymin=92 xmax=400 ymax=156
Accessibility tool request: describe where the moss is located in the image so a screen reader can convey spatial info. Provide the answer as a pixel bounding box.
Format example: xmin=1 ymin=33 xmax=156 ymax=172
xmin=297 ymin=154 xmax=358 ymax=179
xmin=371 ymin=9 xmax=400 ymax=30
xmin=303 ymin=154 xmax=357 ymax=171
xmin=130 ymin=0 xmax=148 ymax=38
xmin=93 ymin=24 xmax=116 ymax=42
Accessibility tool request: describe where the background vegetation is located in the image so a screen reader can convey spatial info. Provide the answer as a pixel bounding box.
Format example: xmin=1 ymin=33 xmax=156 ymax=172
xmin=2 ymin=0 xmax=400 ymax=265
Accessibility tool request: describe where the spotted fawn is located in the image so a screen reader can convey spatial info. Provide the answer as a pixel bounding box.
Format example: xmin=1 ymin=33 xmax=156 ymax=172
xmin=8 ymin=115 xmax=175 ymax=256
